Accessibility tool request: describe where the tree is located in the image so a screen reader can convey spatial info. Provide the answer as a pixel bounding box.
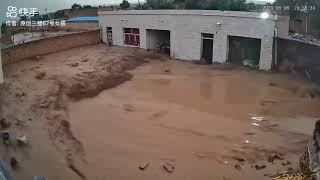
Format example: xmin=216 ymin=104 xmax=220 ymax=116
xmin=1 ymin=23 xmax=6 ymax=34
xmin=71 ymin=3 xmax=83 ymax=10
xmin=145 ymin=0 xmax=176 ymax=9
xmin=50 ymin=10 xmax=65 ymax=19
xmin=120 ymin=0 xmax=131 ymax=9
xmin=274 ymin=0 xmax=320 ymax=30
xmin=83 ymin=5 xmax=93 ymax=9
xmin=206 ymin=0 xmax=248 ymax=11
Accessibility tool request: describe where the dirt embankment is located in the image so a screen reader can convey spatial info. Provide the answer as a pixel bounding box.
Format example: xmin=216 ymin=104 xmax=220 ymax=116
xmin=0 ymin=45 xmax=160 ymax=179
xmin=47 ymin=56 xmax=151 ymax=178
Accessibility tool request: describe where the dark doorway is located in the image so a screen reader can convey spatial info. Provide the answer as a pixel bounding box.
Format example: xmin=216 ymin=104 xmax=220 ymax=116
xmin=107 ymin=27 xmax=113 ymax=46
xmin=146 ymin=29 xmax=170 ymax=55
xmin=228 ymin=36 xmax=261 ymax=68
xmin=201 ymin=33 xmax=214 ymax=64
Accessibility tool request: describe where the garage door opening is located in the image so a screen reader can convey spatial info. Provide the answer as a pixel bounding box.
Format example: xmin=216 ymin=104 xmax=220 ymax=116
xmin=146 ymin=29 xmax=170 ymax=55
xmin=228 ymin=36 xmax=261 ymax=69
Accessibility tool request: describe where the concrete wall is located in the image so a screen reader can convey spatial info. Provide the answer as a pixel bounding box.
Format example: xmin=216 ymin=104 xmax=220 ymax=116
xmin=276 ymin=16 xmax=290 ymax=38
xmin=62 ymin=22 xmax=99 ymax=31
xmin=100 ymin=10 xmax=279 ymax=70
xmin=1 ymin=30 xmax=100 ymax=65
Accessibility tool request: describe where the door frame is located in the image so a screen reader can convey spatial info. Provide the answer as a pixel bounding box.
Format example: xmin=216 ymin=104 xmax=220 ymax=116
xmin=201 ymin=33 xmax=214 ymax=64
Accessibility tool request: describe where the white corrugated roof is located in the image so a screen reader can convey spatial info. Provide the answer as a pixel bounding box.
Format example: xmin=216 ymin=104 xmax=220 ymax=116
xmin=98 ymin=10 xmax=277 ymax=20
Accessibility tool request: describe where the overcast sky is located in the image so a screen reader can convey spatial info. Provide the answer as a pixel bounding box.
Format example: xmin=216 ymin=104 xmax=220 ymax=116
xmin=1 ymin=0 xmax=275 ymax=22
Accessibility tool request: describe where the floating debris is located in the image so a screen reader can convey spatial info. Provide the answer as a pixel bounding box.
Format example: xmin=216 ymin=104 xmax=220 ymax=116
xmin=139 ymin=163 xmax=150 ymax=171
xmin=268 ymin=153 xmax=284 ymax=163
xmin=255 ymin=164 xmax=266 ymax=170
xmin=234 ymin=164 xmax=241 ymax=170
xmin=17 ymin=135 xmax=27 ymax=145
xmin=163 ymin=163 xmax=175 ymax=173
xmin=0 ymin=119 xmax=11 ymax=129
xmin=2 ymin=132 xmax=10 ymax=145
xmin=10 ymin=157 xmax=18 ymax=169
xmin=251 ymin=123 xmax=261 ymax=127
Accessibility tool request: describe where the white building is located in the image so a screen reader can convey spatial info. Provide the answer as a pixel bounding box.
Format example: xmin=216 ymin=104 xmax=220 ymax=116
xmin=99 ymin=10 xmax=288 ymax=70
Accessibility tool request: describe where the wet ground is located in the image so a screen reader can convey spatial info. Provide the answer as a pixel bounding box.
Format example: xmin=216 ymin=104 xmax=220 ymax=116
xmin=0 ymin=44 xmax=319 ymax=179
xmin=68 ymin=60 xmax=320 ymax=179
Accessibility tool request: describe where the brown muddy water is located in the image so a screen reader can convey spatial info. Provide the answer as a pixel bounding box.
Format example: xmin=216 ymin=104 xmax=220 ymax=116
xmin=68 ymin=60 xmax=320 ymax=180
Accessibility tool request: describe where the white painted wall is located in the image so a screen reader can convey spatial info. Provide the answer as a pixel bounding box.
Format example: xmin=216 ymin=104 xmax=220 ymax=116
xmin=99 ymin=10 xmax=279 ymax=70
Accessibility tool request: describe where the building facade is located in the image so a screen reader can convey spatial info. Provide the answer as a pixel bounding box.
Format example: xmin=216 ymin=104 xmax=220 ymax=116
xmin=99 ymin=10 xmax=288 ymax=70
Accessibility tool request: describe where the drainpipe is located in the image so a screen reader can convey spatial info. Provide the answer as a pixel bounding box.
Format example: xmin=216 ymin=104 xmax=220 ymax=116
xmin=306 ymin=13 xmax=309 ymax=34
xmin=274 ymin=28 xmax=278 ymax=68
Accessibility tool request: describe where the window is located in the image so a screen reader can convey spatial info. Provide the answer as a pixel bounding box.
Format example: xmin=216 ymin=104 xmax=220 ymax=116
xmin=123 ymin=28 xmax=140 ymax=47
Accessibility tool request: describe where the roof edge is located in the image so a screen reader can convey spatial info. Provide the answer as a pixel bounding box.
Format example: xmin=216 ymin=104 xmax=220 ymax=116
xmin=98 ymin=10 xmax=277 ymax=20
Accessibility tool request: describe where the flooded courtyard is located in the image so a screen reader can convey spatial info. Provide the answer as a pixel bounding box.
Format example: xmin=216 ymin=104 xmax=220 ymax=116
xmin=68 ymin=59 xmax=320 ymax=179
xmin=1 ymin=45 xmax=319 ymax=179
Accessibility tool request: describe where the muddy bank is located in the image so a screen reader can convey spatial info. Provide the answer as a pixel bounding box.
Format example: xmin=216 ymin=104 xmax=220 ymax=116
xmin=0 ymin=45 xmax=157 ymax=179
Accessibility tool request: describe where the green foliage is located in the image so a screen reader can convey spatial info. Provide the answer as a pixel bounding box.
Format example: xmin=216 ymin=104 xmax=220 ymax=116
xmin=274 ymin=0 xmax=320 ymax=30
xmin=51 ymin=10 xmax=65 ymax=19
xmin=142 ymin=0 xmax=254 ymax=11
xmin=120 ymin=0 xmax=131 ymax=9
xmin=145 ymin=0 xmax=176 ymax=9
xmin=1 ymin=23 xmax=6 ymax=34
xmin=71 ymin=3 xmax=83 ymax=10
xmin=83 ymin=5 xmax=93 ymax=9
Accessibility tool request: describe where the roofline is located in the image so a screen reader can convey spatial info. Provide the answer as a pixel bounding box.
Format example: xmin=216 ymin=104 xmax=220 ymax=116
xmin=98 ymin=10 xmax=278 ymax=20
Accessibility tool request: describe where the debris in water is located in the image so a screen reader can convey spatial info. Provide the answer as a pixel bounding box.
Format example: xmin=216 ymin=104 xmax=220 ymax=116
xmin=2 ymin=132 xmax=10 ymax=145
xmin=35 ymin=71 xmax=46 ymax=80
xmin=68 ymin=62 xmax=79 ymax=67
xmin=269 ymin=82 xmax=277 ymax=87
xmin=163 ymin=163 xmax=175 ymax=173
xmin=10 ymin=157 xmax=18 ymax=169
xmin=251 ymin=123 xmax=261 ymax=127
xmin=245 ymin=140 xmax=251 ymax=144
xmin=281 ymin=161 xmax=291 ymax=166
xmin=232 ymin=156 xmax=245 ymax=163
xmin=139 ymin=163 xmax=150 ymax=171
xmin=268 ymin=153 xmax=284 ymax=163
xmin=123 ymin=104 xmax=135 ymax=112
xmin=263 ymin=99 xmax=278 ymax=103
xmin=0 ymin=119 xmax=11 ymax=129
xmin=15 ymin=92 xmax=26 ymax=98
xmin=17 ymin=135 xmax=27 ymax=145
xmin=250 ymin=115 xmax=264 ymax=121
xmin=255 ymin=164 xmax=266 ymax=170
xmin=234 ymin=164 xmax=241 ymax=170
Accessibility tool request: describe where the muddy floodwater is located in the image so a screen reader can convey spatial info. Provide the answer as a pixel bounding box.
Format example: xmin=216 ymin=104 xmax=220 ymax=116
xmin=68 ymin=60 xmax=320 ymax=179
